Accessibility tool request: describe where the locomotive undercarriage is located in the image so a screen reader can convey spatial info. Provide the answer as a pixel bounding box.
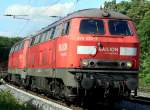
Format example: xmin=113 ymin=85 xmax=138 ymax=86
xmin=75 ymin=72 xmax=135 ymax=101
xmin=6 ymin=73 xmax=78 ymax=102
xmin=6 ymin=68 xmax=138 ymax=105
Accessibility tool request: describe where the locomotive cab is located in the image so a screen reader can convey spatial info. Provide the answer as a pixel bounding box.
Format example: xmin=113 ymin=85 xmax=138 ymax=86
xmin=67 ymin=9 xmax=140 ymax=99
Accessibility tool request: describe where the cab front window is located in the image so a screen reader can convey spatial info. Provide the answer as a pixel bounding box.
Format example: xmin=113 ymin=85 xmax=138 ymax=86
xmin=79 ymin=19 xmax=105 ymax=35
xmin=108 ymin=20 xmax=131 ymax=36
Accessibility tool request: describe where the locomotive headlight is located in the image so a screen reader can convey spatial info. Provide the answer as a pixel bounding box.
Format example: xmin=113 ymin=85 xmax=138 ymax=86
xmin=126 ymin=61 xmax=132 ymax=68
xmin=81 ymin=60 xmax=89 ymax=67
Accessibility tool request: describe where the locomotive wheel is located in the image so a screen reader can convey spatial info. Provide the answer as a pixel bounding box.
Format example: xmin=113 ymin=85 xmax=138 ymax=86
xmin=22 ymin=76 xmax=32 ymax=89
xmin=30 ymin=77 xmax=39 ymax=92
xmin=49 ymin=79 xmax=65 ymax=99
xmin=5 ymin=74 xmax=11 ymax=82
xmin=10 ymin=74 xmax=21 ymax=86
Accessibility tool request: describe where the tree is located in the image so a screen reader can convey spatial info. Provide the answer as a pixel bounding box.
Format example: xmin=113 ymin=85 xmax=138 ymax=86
xmin=138 ymin=11 xmax=150 ymax=53
xmin=138 ymin=10 xmax=150 ymax=80
xmin=104 ymin=0 xmax=117 ymax=11
xmin=0 ymin=36 xmax=22 ymax=63
xmin=127 ymin=1 xmax=150 ymax=25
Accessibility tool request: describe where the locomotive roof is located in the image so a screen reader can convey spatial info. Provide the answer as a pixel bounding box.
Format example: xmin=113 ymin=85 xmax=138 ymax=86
xmin=29 ymin=8 xmax=131 ymax=37
xmin=64 ymin=8 xmax=131 ymax=20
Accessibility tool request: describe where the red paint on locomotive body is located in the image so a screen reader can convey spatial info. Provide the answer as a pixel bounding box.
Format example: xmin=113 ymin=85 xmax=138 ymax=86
xmin=8 ymin=9 xmax=140 ymax=100
xmin=8 ymin=39 xmax=30 ymax=69
xmin=8 ymin=10 xmax=140 ymax=71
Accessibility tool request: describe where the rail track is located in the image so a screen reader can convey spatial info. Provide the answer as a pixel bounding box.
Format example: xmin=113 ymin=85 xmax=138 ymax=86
xmin=115 ymin=96 xmax=150 ymax=110
xmin=131 ymin=96 xmax=150 ymax=104
xmin=0 ymin=82 xmax=116 ymax=110
xmin=0 ymin=83 xmax=81 ymax=110
xmin=0 ymin=82 xmax=118 ymax=110
xmin=0 ymin=81 xmax=150 ymax=110
xmin=0 ymin=71 xmax=117 ymax=110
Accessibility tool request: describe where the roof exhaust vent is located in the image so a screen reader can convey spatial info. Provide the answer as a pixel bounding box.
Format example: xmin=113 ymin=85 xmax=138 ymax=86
xmin=102 ymin=10 xmax=110 ymax=17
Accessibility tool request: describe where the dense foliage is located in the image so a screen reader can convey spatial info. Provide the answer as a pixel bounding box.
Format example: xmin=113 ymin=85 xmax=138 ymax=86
xmin=104 ymin=0 xmax=150 ymax=87
xmin=0 ymin=91 xmax=35 ymax=110
xmin=0 ymin=36 xmax=22 ymax=64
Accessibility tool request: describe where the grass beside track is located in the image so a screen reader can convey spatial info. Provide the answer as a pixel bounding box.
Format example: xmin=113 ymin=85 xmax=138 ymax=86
xmin=139 ymin=79 xmax=150 ymax=93
xmin=0 ymin=90 xmax=36 ymax=110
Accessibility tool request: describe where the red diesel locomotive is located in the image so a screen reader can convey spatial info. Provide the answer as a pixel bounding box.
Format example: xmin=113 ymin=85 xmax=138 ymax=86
xmin=8 ymin=9 xmax=140 ymax=102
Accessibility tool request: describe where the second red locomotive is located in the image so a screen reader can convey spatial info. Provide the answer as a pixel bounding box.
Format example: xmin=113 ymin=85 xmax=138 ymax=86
xmin=8 ymin=9 xmax=140 ymax=102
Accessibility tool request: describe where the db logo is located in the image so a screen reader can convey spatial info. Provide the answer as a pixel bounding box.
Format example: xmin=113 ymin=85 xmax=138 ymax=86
xmin=58 ymin=43 xmax=68 ymax=52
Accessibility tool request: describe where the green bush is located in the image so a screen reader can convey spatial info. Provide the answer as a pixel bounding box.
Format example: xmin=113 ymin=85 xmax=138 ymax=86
xmin=0 ymin=91 xmax=35 ymax=110
xmin=144 ymin=74 xmax=150 ymax=84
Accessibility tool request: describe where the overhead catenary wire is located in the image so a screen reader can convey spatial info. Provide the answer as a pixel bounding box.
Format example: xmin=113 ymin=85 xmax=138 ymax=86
xmin=18 ymin=0 xmax=64 ymax=37
xmin=44 ymin=0 xmax=80 ymax=19
xmin=15 ymin=0 xmax=33 ymax=37
xmin=48 ymin=0 xmax=62 ymax=6
xmin=17 ymin=20 xmax=30 ymax=37
xmin=44 ymin=0 xmax=62 ymax=12
xmin=69 ymin=0 xmax=80 ymax=14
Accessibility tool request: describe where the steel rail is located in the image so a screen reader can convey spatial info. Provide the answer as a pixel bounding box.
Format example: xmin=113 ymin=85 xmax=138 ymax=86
xmin=130 ymin=96 xmax=150 ymax=105
xmin=115 ymin=96 xmax=150 ymax=110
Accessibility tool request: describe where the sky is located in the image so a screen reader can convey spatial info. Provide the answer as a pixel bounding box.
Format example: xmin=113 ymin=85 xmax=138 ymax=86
xmin=0 ymin=0 xmax=128 ymax=37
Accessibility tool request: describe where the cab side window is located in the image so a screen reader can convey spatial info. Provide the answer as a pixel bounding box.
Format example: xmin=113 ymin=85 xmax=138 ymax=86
xmin=10 ymin=47 xmax=14 ymax=53
xmin=30 ymin=37 xmax=35 ymax=46
xmin=34 ymin=34 xmax=42 ymax=44
xmin=20 ymin=42 xmax=24 ymax=49
xmin=45 ymin=28 xmax=54 ymax=40
xmin=18 ymin=42 xmax=24 ymax=50
xmin=62 ymin=22 xmax=70 ymax=35
xmin=53 ymin=24 xmax=63 ymax=39
xmin=14 ymin=45 xmax=19 ymax=51
xmin=40 ymin=32 xmax=47 ymax=43
xmin=18 ymin=43 xmax=22 ymax=50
